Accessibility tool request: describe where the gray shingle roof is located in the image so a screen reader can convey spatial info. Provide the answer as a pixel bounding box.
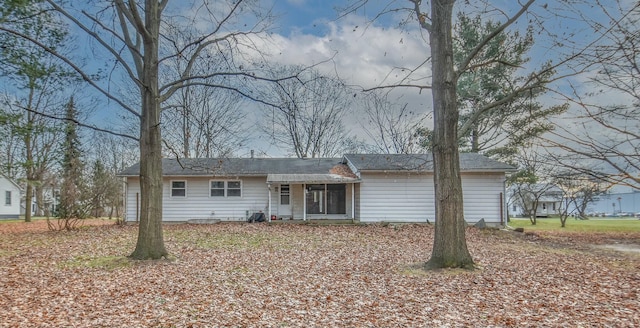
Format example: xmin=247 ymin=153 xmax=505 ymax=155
xmin=119 ymin=153 xmax=514 ymax=177
xmin=343 ymin=153 xmax=515 ymax=172
xmin=119 ymin=158 xmax=344 ymax=177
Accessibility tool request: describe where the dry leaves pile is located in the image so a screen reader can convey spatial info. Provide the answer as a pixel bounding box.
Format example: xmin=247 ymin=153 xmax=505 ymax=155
xmin=0 ymin=220 xmax=638 ymax=327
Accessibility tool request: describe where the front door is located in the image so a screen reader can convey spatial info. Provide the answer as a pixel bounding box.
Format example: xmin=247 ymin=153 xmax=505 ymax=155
xmin=305 ymin=184 xmax=346 ymax=215
xmin=278 ymin=184 xmax=292 ymax=218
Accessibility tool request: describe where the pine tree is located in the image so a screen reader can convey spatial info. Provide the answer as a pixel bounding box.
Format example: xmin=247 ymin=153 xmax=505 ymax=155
xmin=56 ymin=97 xmax=86 ymax=229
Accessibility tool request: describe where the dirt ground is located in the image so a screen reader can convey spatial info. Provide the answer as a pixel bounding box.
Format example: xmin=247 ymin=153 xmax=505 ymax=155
xmin=0 ymin=220 xmax=638 ymax=327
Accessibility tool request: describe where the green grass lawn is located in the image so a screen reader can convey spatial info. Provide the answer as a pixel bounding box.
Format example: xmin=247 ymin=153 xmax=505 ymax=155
xmin=508 ymin=217 xmax=640 ymax=232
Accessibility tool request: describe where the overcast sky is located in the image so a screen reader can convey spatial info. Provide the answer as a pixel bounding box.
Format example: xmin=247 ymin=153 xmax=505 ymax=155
xmin=235 ymin=0 xmax=562 ymax=156
xmin=70 ymin=0 xmax=633 ymax=159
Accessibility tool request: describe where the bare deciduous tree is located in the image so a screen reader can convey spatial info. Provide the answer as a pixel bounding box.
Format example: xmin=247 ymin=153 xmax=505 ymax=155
xmin=361 ymin=92 xmax=428 ymax=154
xmin=162 ymin=85 xmax=248 ymax=158
xmin=0 ymin=2 xmax=70 ymax=221
xmin=88 ymin=131 xmax=139 ymax=221
xmin=551 ymin=172 xmax=609 ymax=227
xmin=1 ymin=0 xmax=290 ymax=259
xmin=544 ymin=4 xmax=640 ymax=189
xmin=264 ymin=66 xmax=353 ymax=158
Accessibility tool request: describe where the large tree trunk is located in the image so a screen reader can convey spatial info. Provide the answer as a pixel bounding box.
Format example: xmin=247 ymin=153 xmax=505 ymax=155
xmin=24 ymin=184 xmax=33 ymax=222
xmin=24 ymin=133 xmax=33 ymax=222
xmin=129 ymin=0 xmax=168 ymax=260
xmin=425 ymin=0 xmax=474 ymax=269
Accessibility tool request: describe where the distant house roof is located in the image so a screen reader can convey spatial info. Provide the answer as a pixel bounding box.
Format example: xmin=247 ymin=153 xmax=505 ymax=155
xmin=0 ymin=173 xmax=22 ymax=191
xmin=119 ymin=157 xmax=346 ymax=177
xmin=343 ymin=153 xmax=515 ymax=173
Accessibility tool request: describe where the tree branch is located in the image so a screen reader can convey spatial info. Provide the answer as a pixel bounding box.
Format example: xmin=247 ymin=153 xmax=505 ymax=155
xmin=13 ymin=103 xmax=138 ymax=141
xmin=44 ymin=0 xmax=141 ymax=88
xmin=0 ymin=26 xmax=140 ymax=118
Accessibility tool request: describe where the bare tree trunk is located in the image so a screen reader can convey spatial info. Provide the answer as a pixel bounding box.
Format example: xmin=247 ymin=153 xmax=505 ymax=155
xmin=471 ymin=128 xmax=479 ymax=153
xmin=35 ymin=181 xmax=45 ymax=216
xmin=129 ymin=0 xmax=167 ymax=260
xmin=24 ymin=133 xmax=33 ymax=222
xmin=425 ymin=0 xmax=474 ymax=270
xmin=24 ymin=183 xmax=33 ymax=222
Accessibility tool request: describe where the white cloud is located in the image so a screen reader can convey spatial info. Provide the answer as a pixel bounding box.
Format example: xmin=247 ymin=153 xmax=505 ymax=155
xmin=263 ymin=15 xmax=431 ymax=90
xmin=236 ymin=16 xmax=436 ymax=155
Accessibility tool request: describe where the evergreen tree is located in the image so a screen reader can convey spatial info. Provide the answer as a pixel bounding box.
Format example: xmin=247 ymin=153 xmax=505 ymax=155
xmin=57 ymin=97 xmax=86 ymax=227
xmin=417 ymin=14 xmax=567 ymax=162
xmin=455 ymin=15 xmax=568 ymax=160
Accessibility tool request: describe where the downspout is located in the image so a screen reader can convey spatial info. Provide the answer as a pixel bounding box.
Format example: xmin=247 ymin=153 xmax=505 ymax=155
xmin=500 ymin=192 xmax=504 ymax=226
xmin=122 ymin=177 xmax=128 ymax=222
xmin=268 ymin=183 xmax=272 ymax=222
xmin=503 ymin=176 xmax=513 ymax=229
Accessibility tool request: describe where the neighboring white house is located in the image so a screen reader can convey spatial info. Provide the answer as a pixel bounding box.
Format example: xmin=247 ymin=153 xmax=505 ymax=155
xmin=119 ymin=153 xmax=514 ymax=225
xmin=508 ymin=184 xmax=563 ymax=218
xmin=0 ymin=173 xmax=22 ymax=220
xmin=20 ymin=186 xmax=60 ymax=217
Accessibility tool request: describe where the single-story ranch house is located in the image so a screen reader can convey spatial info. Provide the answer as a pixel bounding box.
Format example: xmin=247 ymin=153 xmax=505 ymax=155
xmin=119 ymin=153 xmax=514 ymax=225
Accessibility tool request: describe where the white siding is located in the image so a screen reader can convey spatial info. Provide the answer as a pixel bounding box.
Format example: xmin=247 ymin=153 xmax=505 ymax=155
xmin=0 ymin=176 xmax=21 ymax=219
xmin=124 ymin=177 xmax=140 ymax=222
xmin=125 ymin=176 xmax=269 ymax=222
xmin=124 ymin=172 xmax=506 ymax=224
xmin=461 ymin=173 xmax=506 ymax=224
xmin=358 ymin=172 xmax=506 ymax=224
xmin=358 ymin=172 xmax=434 ymax=223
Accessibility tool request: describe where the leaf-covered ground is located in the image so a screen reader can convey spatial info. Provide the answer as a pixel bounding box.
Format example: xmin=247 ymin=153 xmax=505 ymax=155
xmin=1 ymin=220 xmax=638 ymax=327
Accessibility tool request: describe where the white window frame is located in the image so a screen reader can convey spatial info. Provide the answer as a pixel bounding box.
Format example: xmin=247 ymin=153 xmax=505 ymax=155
xmin=5 ymin=190 xmax=11 ymax=206
xmin=280 ymin=184 xmax=290 ymax=205
xmin=170 ymin=180 xmax=187 ymax=197
xmin=209 ymin=180 xmax=242 ymax=197
xmin=210 ymin=180 xmax=225 ymax=197
xmin=226 ymin=180 xmax=242 ymax=197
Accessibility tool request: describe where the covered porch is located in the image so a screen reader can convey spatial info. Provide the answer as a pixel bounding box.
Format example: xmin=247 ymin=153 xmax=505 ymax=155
xmin=266 ymin=173 xmax=360 ymax=222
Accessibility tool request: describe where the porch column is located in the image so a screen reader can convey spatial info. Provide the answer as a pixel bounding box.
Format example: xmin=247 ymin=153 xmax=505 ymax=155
xmin=351 ymin=183 xmax=355 ymax=220
xmin=267 ymin=184 xmax=272 ymax=222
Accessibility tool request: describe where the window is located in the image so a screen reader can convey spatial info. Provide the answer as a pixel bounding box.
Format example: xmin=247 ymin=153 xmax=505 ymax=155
xmin=210 ymin=180 xmax=242 ymax=197
xmin=5 ymin=191 xmax=11 ymax=206
xmin=227 ymin=181 xmax=241 ymax=197
xmin=210 ymin=181 xmax=225 ymax=197
xmin=171 ymin=181 xmax=186 ymax=197
xmin=280 ymin=185 xmax=290 ymax=205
